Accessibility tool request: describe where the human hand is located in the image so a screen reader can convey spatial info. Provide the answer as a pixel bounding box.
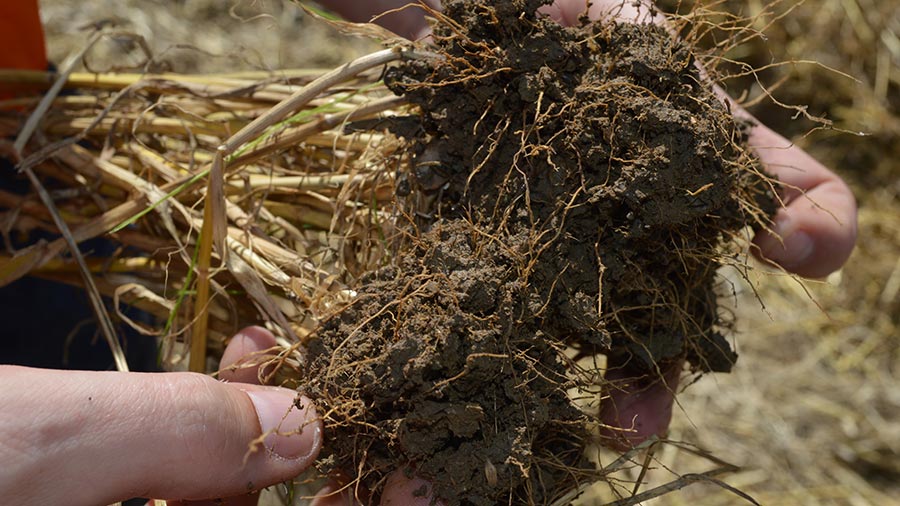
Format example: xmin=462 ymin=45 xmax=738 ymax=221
xmin=0 ymin=327 xmax=322 ymax=506
xmin=0 ymin=324 xmax=440 ymax=506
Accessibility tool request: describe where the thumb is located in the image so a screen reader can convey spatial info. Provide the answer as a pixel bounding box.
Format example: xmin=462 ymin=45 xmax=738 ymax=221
xmin=0 ymin=365 xmax=322 ymax=505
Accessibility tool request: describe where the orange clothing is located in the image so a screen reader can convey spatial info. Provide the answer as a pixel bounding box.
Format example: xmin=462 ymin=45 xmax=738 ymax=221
xmin=0 ymin=0 xmax=47 ymax=100
xmin=0 ymin=0 xmax=47 ymax=71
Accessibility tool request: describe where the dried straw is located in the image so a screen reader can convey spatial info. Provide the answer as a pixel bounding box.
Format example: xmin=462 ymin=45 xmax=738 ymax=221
xmin=1 ymin=37 xmax=422 ymax=373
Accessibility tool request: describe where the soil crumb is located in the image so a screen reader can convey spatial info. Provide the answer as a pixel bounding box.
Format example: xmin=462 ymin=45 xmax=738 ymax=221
xmin=302 ymin=1 xmax=775 ymax=504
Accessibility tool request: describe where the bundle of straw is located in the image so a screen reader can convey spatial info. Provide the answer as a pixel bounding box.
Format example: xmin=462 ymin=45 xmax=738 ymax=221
xmin=0 ymin=42 xmax=420 ymax=374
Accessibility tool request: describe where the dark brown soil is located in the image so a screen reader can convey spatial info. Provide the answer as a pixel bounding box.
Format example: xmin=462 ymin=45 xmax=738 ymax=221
xmin=302 ymin=1 xmax=775 ymax=504
xmin=307 ymin=222 xmax=588 ymax=504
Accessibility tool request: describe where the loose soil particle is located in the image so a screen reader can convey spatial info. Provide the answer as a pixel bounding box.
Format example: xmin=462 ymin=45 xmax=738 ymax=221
xmin=302 ymin=1 xmax=775 ymax=504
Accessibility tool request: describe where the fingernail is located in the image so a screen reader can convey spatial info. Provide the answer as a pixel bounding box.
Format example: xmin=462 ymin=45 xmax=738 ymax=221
xmin=757 ymin=214 xmax=815 ymax=269
xmin=778 ymin=230 xmax=815 ymax=267
xmin=760 ymin=229 xmax=814 ymax=269
xmin=245 ymin=389 xmax=320 ymax=462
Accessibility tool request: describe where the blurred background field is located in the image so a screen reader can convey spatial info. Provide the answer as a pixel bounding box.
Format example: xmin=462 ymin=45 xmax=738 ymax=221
xmin=35 ymin=0 xmax=899 ymax=504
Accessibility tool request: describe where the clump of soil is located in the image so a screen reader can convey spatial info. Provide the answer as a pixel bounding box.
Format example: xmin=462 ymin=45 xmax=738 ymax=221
xmin=302 ymin=0 xmax=775 ymax=504
xmin=307 ymin=222 xmax=588 ymax=504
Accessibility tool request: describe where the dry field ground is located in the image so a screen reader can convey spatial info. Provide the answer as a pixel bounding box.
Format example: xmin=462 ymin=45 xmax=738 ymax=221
xmin=37 ymin=0 xmax=899 ymax=504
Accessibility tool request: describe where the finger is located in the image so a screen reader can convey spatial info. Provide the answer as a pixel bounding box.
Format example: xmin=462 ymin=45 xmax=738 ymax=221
xmin=219 ymin=326 xmax=278 ymax=384
xmin=319 ymin=0 xmax=440 ymax=40
xmin=171 ymin=327 xmax=280 ymax=506
xmin=0 ymin=366 xmax=322 ymax=505
xmin=380 ymin=470 xmax=442 ymax=506
xmin=311 ymin=470 xmax=439 ymax=506
xmin=598 ymin=358 xmax=682 ymax=450
xmin=748 ymin=124 xmax=858 ymax=278
xmin=547 ymin=0 xmax=661 ymax=26
xmin=536 ymin=3 xmax=567 ymax=24
xmin=585 ymin=0 xmax=661 ymax=24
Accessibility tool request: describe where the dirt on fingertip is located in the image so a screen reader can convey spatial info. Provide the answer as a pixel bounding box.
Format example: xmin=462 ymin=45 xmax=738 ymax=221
xmin=302 ymin=0 xmax=776 ymax=504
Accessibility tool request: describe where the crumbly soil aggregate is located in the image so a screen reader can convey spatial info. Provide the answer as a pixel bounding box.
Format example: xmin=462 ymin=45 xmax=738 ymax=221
xmin=302 ymin=1 xmax=775 ymax=504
